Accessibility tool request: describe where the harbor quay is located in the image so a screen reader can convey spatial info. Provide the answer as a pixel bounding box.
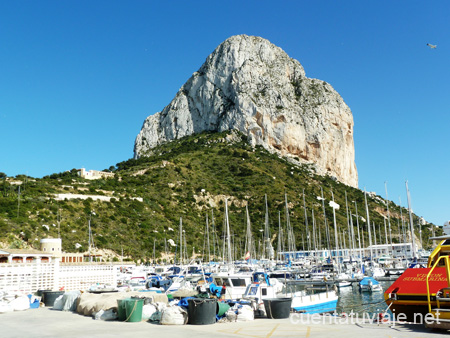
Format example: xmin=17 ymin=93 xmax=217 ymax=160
xmin=1 ymin=308 xmax=447 ymax=338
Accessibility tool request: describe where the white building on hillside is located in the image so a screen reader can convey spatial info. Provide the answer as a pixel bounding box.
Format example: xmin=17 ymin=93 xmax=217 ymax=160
xmin=443 ymin=221 xmax=450 ymax=235
xmin=77 ymin=168 xmax=114 ymax=180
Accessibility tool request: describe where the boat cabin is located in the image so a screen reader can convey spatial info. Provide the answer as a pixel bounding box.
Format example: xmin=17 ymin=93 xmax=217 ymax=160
xmin=211 ymin=274 xmax=252 ymax=299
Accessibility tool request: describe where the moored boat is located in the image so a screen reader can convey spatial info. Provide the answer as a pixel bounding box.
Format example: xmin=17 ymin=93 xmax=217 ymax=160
xmin=384 ymin=236 xmax=450 ymax=328
xmin=242 ymin=272 xmax=338 ymax=314
xmin=289 ymin=289 xmax=339 ymax=314
xmin=359 ymin=276 xmax=382 ymax=292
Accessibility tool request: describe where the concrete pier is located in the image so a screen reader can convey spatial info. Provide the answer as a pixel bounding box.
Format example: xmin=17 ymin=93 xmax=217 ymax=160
xmin=1 ymin=308 xmax=447 ymax=338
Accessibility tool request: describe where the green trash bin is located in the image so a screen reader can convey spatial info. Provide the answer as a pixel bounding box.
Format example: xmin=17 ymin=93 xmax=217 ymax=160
xmin=217 ymin=301 xmax=230 ymax=317
xmin=125 ymin=298 xmax=144 ymax=322
xmin=117 ymin=298 xmax=128 ymax=321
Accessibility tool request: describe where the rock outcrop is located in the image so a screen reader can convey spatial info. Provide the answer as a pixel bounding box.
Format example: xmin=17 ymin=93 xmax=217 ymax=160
xmin=134 ymin=35 xmax=358 ymax=187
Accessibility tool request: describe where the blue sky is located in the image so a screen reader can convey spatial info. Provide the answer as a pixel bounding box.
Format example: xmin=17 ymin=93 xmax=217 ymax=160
xmin=0 ymin=1 xmax=448 ymax=226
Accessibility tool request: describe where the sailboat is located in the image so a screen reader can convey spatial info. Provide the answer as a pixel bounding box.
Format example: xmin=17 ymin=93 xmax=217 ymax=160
xmin=210 ymin=198 xmax=255 ymax=299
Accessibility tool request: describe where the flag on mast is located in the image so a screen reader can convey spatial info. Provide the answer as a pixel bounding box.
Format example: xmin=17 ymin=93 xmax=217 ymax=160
xmin=244 ymin=251 xmax=250 ymax=260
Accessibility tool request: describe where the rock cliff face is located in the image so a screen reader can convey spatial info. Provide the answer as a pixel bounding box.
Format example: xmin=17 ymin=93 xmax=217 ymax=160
xmin=134 ymin=35 xmax=358 ymax=187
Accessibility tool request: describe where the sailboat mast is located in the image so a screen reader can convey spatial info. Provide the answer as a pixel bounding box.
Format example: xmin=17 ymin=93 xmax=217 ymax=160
xmin=312 ymin=208 xmax=317 ymax=252
xmin=184 ymin=235 xmax=187 ymax=263
xmin=385 ymin=182 xmax=392 ymax=245
xmin=354 ymin=201 xmax=362 ymax=259
xmin=285 ymin=193 xmax=292 ymax=261
xmin=206 ymin=213 xmax=210 ymax=262
xmin=378 ymin=223 xmax=382 ymax=245
xmin=179 ymin=217 xmax=183 ymax=265
xmin=211 ymin=210 xmax=216 ymax=260
xmin=277 ymin=211 xmax=282 ymax=261
xmin=399 ymin=197 xmax=406 ymax=244
xmin=88 ymin=215 xmax=92 ymax=262
xmin=245 ymin=205 xmax=252 ymax=261
xmin=345 ymin=192 xmax=351 ymax=259
xmin=264 ymin=194 xmax=271 ymax=260
xmin=373 ymin=222 xmax=377 ymax=246
xmin=153 ymin=239 xmax=156 ymax=264
xmin=225 ymin=198 xmax=232 ymax=264
xmin=303 ymin=190 xmax=310 ymax=251
xmin=349 ymin=205 xmax=355 ymax=260
xmin=320 ymin=187 xmax=331 ymax=261
xmin=384 ymin=217 xmax=388 ymax=244
xmin=331 ymin=191 xmax=339 ymax=269
xmin=364 ymin=189 xmax=373 ymax=260
xmin=406 ymin=181 xmax=417 ymax=258
xmin=222 ymin=213 xmax=226 ymax=262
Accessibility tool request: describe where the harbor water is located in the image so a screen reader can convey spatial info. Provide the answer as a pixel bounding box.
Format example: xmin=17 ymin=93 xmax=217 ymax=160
xmin=284 ymin=280 xmax=395 ymax=318
xmin=336 ymin=280 xmax=394 ymax=317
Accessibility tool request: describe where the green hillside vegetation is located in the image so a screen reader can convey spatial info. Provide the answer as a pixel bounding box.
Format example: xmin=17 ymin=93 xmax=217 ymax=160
xmin=0 ymin=131 xmax=440 ymax=263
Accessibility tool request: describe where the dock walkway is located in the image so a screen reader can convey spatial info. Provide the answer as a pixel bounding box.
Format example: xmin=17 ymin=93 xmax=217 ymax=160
xmin=1 ymin=308 xmax=447 ymax=338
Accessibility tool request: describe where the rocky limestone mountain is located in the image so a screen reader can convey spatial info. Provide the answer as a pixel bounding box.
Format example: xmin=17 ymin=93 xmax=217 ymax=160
xmin=134 ymin=35 xmax=358 ymax=187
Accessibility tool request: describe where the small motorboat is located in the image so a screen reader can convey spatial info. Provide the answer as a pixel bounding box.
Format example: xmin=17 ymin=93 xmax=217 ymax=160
xmin=359 ymin=277 xmax=382 ymax=292
xmin=335 ymin=272 xmax=352 ymax=288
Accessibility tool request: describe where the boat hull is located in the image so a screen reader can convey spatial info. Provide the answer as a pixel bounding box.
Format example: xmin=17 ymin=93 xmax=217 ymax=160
xmin=291 ymin=292 xmax=338 ymax=314
xmin=384 ymin=267 xmax=449 ymax=322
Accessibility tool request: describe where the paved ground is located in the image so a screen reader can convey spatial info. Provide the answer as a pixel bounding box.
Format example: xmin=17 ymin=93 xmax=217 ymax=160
xmin=1 ymin=308 xmax=449 ymax=338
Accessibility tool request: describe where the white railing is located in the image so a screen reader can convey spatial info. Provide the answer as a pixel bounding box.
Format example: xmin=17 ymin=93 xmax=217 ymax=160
xmin=0 ymin=261 xmax=118 ymax=294
xmin=59 ymin=263 xmax=118 ymax=290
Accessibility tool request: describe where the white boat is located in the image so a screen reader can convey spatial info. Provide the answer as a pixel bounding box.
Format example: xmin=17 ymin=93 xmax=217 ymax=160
xmin=335 ymin=272 xmax=352 ymax=287
xmin=153 ymin=265 xmax=173 ymax=277
xmin=242 ymin=277 xmax=280 ymax=301
xmin=309 ymin=267 xmax=330 ymax=281
xmin=369 ymin=282 xmax=383 ymax=292
xmin=210 ymin=273 xmax=253 ymax=299
xmin=242 ymin=272 xmax=338 ymax=314
xmin=269 ymin=269 xmax=294 ymax=282
xmin=289 ymin=290 xmax=339 ymax=314
xmin=370 ymin=267 xmax=386 ymax=278
xmin=377 ymin=255 xmax=394 ymax=266
xmin=118 ymin=276 xmax=147 ymax=291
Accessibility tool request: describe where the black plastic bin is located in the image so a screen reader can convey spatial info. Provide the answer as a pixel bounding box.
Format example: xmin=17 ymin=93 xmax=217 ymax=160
xmin=187 ymin=298 xmax=217 ymax=325
xmin=42 ymin=290 xmax=65 ymax=307
xmin=36 ymin=289 xmax=51 ymax=297
xmin=263 ymin=298 xmax=292 ymax=319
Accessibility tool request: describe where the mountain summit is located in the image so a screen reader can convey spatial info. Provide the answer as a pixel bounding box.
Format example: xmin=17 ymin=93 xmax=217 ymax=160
xmin=134 ymin=35 xmax=358 ymax=187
